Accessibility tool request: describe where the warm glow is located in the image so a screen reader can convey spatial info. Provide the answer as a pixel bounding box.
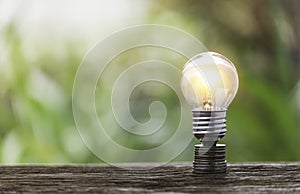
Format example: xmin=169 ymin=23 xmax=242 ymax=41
xmin=180 ymin=52 xmax=239 ymax=110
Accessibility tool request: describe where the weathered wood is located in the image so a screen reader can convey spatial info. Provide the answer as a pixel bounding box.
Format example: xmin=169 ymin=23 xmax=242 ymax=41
xmin=0 ymin=163 xmax=299 ymax=193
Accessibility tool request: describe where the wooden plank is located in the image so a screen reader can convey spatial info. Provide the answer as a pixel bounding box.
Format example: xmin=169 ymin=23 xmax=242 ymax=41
xmin=0 ymin=163 xmax=299 ymax=193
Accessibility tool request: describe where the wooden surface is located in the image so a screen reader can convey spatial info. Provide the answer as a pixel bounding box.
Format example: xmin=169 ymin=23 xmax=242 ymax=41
xmin=0 ymin=163 xmax=299 ymax=193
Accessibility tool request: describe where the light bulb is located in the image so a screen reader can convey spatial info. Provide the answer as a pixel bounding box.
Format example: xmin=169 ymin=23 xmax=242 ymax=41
xmin=180 ymin=52 xmax=239 ymax=174
xmin=180 ymin=52 xmax=238 ymax=111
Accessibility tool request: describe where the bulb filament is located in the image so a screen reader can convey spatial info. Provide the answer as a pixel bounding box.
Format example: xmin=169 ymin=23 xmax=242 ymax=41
xmin=203 ymin=93 xmax=213 ymax=110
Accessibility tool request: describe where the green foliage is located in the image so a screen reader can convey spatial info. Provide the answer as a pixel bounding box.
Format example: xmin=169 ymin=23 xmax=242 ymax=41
xmin=0 ymin=0 xmax=299 ymax=163
xmin=0 ymin=23 xmax=99 ymax=163
xmin=150 ymin=0 xmax=300 ymax=161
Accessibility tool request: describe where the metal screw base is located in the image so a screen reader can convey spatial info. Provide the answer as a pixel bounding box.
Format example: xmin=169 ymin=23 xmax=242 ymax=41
xmin=193 ymin=144 xmax=227 ymax=174
xmin=192 ymin=110 xmax=227 ymax=143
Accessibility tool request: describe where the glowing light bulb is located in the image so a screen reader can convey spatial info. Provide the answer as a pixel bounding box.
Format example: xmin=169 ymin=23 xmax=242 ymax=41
xmin=180 ymin=52 xmax=238 ymax=111
xmin=180 ymin=52 xmax=239 ymax=174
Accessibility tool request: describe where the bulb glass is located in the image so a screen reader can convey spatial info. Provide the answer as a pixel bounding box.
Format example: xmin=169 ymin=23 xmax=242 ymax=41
xmin=180 ymin=52 xmax=238 ymax=110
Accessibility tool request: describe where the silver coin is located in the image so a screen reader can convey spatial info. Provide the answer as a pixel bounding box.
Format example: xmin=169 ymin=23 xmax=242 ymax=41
xmin=194 ymin=159 xmax=226 ymax=163
xmin=193 ymin=169 xmax=227 ymax=174
xmin=193 ymin=165 xmax=226 ymax=168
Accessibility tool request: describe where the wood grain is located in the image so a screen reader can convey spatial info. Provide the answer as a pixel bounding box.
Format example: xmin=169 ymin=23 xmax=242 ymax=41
xmin=0 ymin=163 xmax=299 ymax=193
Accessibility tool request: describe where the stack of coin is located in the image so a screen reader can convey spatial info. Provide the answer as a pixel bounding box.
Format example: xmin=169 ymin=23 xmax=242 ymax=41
xmin=193 ymin=144 xmax=227 ymax=174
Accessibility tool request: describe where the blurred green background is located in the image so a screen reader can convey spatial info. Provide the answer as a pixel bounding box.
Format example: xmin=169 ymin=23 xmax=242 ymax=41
xmin=0 ymin=0 xmax=299 ymax=163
